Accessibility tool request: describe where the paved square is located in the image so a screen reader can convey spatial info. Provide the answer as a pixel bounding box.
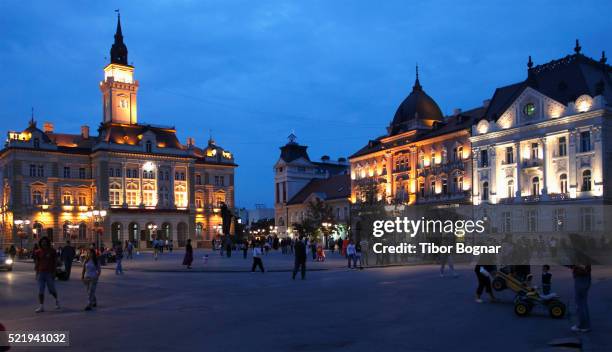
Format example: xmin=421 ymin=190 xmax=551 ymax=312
xmin=1 ymin=250 xmax=611 ymax=351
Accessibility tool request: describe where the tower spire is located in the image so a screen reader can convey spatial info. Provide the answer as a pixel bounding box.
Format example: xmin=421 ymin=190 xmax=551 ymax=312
xmin=412 ymin=64 xmax=422 ymax=91
xmin=574 ymin=39 xmax=582 ymax=54
xmin=110 ymin=10 xmax=128 ymax=65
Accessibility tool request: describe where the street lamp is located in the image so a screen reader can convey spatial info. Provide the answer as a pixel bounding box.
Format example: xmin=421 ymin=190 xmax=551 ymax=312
xmin=147 ymin=223 xmax=158 ymax=242
xmin=85 ymin=208 xmax=107 ymax=249
xmin=14 ymin=219 xmax=30 ymax=249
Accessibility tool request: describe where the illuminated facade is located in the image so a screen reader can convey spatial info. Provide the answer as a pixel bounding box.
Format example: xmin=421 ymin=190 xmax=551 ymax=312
xmin=350 ymin=68 xmax=477 ymax=206
xmin=0 ymin=15 xmax=236 ymax=248
xmin=471 ymin=44 xmax=610 ymax=206
xmin=274 ymin=134 xmax=350 ymax=237
xmin=350 ymin=43 xmax=612 ymax=239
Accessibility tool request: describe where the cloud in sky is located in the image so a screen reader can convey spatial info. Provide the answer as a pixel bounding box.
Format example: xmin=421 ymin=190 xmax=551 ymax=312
xmin=1 ymin=1 xmax=611 ymax=207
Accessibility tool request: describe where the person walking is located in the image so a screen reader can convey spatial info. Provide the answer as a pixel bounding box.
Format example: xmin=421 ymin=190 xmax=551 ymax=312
xmin=153 ymin=239 xmax=159 ymax=260
xmin=114 ymin=243 xmax=124 ymax=275
xmin=33 ymin=237 xmax=60 ymax=313
xmin=126 ymin=241 xmax=134 ymax=260
xmin=183 ymin=239 xmax=194 ymax=269
xmin=310 ymin=240 xmax=317 ymax=261
xmin=251 ymin=242 xmax=264 ymax=273
xmin=474 ymin=261 xmax=497 ymax=303
xmin=355 ymin=241 xmax=363 ymax=269
xmin=81 ymin=248 xmax=101 ymax=311
xmin=8 ymin=245 xmax=16 ymax=261
xmin=242 ymin=239 xmax=249 ymax=259
xmin=570 ymin=264 xmax=592 ymax=332
xmin=346 ymin=240 xmax=357 ymax=269
xmin=60 ymin=240 xmax=76 ymax=280
xmin=293 ymin=237 xmax=307 ymax=280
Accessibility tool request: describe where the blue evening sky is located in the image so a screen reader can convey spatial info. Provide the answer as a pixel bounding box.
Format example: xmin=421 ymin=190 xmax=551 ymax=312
xmin=1 ymin=1 xmax=611 ymax=208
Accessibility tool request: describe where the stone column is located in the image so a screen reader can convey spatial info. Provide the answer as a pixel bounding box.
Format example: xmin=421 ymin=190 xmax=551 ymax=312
xmin=568 ymin=130 xmax=577 ymax=197
xmin=541 ymin=137 xmax=548 ymax=199
xmin=122 ymin=164 xmax=127 ymax=207
xmin=139 ymin=164 xmax=144 ymax=207
xmin=514 ymin=141 xmax=522 ymax=200
xmin=170 ymin=165 xmax=176 ymax=208
xmin=488 ymin=146 xmax=496 ymax=203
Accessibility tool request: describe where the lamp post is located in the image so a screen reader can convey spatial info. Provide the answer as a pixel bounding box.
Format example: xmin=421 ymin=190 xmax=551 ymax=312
xmin=147 ymin=224 xmax=158 ymax=244
xmin=86 ymin=209 xmax=107 ymax=249
xmin=14 ymin=219 xmax=30 ymax=249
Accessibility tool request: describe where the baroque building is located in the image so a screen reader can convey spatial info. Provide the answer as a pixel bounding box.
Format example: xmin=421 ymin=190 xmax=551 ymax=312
xmin=273 ymin=134 xmax=350 ymax=239
xmin=350 ymin=42 xmax=612 ymax=249
xmin=350 ymin=68 xmax=480 ymax=206
xmin=0 ymin=15 xmax=236 ymax=249
xmin=471 ymin=42 xmax=612 ymax=235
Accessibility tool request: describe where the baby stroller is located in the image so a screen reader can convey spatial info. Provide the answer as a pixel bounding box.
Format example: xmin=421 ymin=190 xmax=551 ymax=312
xmin=55 ymin=262 xmax=69 ymax=281
xmin=492 ymin=266 xmax=566 ymax=319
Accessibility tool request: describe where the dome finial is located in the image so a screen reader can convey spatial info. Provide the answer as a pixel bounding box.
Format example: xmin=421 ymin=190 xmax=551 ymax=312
xmin=601 ymin=51 xmax=607 ymax=64
xmin=527 ymin=55 xmax=533 ymax=69
xmin=412 ymin=63 xmax=422 ymax=91
xmin=574 ymin=39 xmax=582 ymax=54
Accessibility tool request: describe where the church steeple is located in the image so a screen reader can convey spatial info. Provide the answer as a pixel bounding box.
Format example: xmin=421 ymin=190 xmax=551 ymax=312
xmin=101 ymin=11 xmax=139 ymax=125
xmin=110 ymin=10 xmax=128 ymax=65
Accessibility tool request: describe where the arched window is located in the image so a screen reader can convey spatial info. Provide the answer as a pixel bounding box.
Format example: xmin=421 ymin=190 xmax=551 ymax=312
xmin=177 ymin=222 xmax=188 ymax=247
xmin=111 ymin=222 xmax=122 ymax=245
xmin=128 ymin=222 xmax=139 ymax=244
xmin=507 ymin=179 xmax=514 ymax=198
xmin=481 ymin=182 xmax=489 ymax=201
xmin=532 ymin=177 xmax=540 ymax=196
xmin=196 ymin=223 xmax=204 ymax=239
xmin=559 ymin=174 xmax=568 ymax=194
xmin=78 ymin=223 xmax=87 ymax=241
xmin=581 ymin=170 xmax=592 ymax=191
xmin=63 ymin=221 xmax=72 ymax=241
xmin=161 ymin=223 xmax=171 ymax=241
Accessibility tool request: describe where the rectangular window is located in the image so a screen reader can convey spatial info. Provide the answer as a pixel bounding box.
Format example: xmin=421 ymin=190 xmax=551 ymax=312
xmin=580 ymin=207 xmax=594 ymax=232
xmin=558 ymin=137 xmax=567 ymax=156
xmin=553 ymin=208 xmax=565 ymax=232
xmin=109 ymin=168 xmax=114 ymax=177
xmin=219 ymin=176 xmax=224 ymax=186
xmin=37 ymin=165 xmax=44 ymax=177
xmin=79 ymin=168 xmax=86 ymax=179
xmin=502 ymin=211 xmax=512 ymax=233
xmin=505 ymin=147 xmax=514 ymax=164
xmin=527 ymin=209 xmax=537 ymax=232
xmin=127 ymin=169 xmax=132 ymax=178
xmin=531 ymin=143 xmax=539 ymax=159
xmin=109 ymin=191 xmax=121 ymax=206
xmin=30 ymin=164 xmax=36 ymax=177
xmin=126 ymin=191 xmax=138 ymax=206
xmin=430 ymin=180 xmax=436 ymax=195
xmin=442 ymin=179 xmax=448 ymax=194
xmin=64 ymin=167 xmax=71 ymax=178
xmin=580 ymin=131 xmax=591 ymax=152
xmin=63 ymin=193 xmax=72 ymax=205
xmin=78 ymin=194 xmax=86 ymax=206
xmin=116 ymin=168 xmax=122 ymax=177
xmin=480 ymin=150 xmax=488 ymax=167
xmin=196 ymin=174 xmax=202 ymax=185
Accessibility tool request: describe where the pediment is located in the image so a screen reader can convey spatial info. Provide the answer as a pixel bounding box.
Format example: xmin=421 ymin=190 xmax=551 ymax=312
xmin=498 ymin=87 xmax=565 ymax=129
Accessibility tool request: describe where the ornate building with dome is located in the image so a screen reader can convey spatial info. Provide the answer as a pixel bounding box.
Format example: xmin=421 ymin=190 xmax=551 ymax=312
xmin=350 ymin=67 xmax=479 ymax=206
xmin=0 ymin=15 xmax=236 ymax=249
xmin=350 ymin=42 xmax=612 ymax=240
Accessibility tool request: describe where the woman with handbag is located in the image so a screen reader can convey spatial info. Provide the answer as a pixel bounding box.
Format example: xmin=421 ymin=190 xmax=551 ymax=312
xmin=81 ymin=248 xmax=101 ymax=311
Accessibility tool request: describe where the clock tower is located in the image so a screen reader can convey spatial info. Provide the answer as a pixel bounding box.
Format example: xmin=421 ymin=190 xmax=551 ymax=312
xmin=100 ymin=13 xmax=139 ymax=125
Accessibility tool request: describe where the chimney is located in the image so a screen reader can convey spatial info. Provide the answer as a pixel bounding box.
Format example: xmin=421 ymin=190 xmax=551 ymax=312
xmin=81 ymin=125 xmax=89 ymax=139
xmin=483 ymin=99 xmax=491 ymax=108
xmin=453 ymin=108 xmax=462 ymax=116
xmin=186 ymin=137 xmax=196 ymax=148
xmin=321 ymin=155 xmax=330 ymax=162
xmin=43 ymin=122 xmax=54 ymax=133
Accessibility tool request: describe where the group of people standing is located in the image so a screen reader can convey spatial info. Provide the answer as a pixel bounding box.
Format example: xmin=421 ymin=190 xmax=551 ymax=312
xmin=33 ymin=237 xmax=102 ymax=313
